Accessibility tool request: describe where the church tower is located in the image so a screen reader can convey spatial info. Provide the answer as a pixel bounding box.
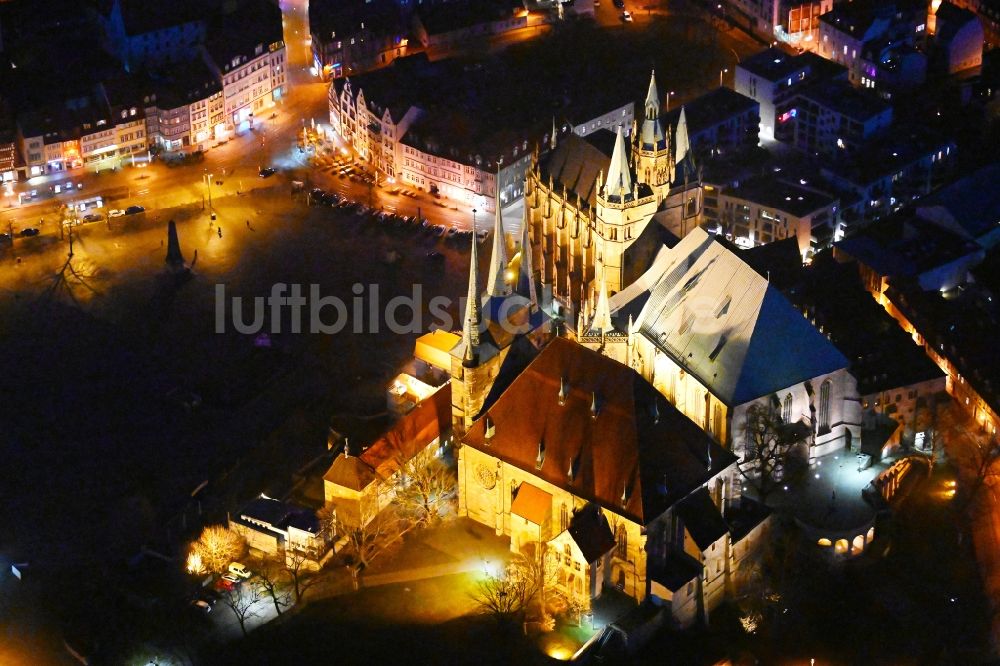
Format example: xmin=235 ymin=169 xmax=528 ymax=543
xmin=592 ymin=126 xmax=660 ymax=298
xmin=632 ymin=70 xmax=673 ymax=199
xmin=450 ymin=215 xmax=493 ymax=434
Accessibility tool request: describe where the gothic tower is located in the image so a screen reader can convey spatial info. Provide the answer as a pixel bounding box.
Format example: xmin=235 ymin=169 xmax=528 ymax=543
xmin=632 ymin=70 xmax=673 ymax=199
xmin=592 ymin=126 xmax=660 ymax=297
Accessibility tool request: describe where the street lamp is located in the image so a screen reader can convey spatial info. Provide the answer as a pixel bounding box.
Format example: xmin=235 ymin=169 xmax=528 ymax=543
xmin=719 ymin=68 xmax=729 ymax=87
xmin=203 ymin=172 xmax=213 ymax=211
xmin=666 ymin=90 xmax=675 ymax=112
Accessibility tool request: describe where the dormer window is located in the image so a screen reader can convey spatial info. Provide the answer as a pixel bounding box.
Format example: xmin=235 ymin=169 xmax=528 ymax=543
xmin=484 ymin=414 xmax=495 ymax=440
xmin=715 ymin=295 xmax=731 ymax=318
xmin=708 ymin=335 xmax=728 ymax=361
xmin=535 ymin=440 xmax=546 ymax=470
xmin=558 ymin=376 xmax=568 ymax=406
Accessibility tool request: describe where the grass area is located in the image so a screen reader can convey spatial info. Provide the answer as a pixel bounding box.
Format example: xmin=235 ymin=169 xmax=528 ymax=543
xmin=212 ymin=574 xmax=548 ymax=666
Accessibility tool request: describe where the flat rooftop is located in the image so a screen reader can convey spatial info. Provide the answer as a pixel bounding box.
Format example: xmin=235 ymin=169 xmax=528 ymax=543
xmin=724 ymin=175 xmax=836 ymax=218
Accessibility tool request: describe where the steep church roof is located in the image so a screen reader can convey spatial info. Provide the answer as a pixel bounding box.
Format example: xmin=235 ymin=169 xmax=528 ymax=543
xmin=464 ymin=337 xmax=735 ymax=525
xmin=634 ymin=228 xmax=848 ymax=406
xmin=603 ymin=126 xmax=634 ymax=202
xmin=539 ymin=129 xmax=616 ymax=208
xmin=639 ymin=70 xmax=666 ymax=151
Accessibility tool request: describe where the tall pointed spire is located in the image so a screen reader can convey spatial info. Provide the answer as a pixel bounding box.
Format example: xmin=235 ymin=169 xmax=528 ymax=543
xmin=604 ymin=126 xmax=633 ymax=201
xmin=518 ymin=206 xmax=538 ymax=309
xmin=485 ymin=166 xmax=511 ymax=298
xmin=550 ymin=117 xmax=558 ymax=151
xmin=462 ymin=211 xmax=482 ymax=367
xmin=644 ymin=70 xmax=659 ymax=119
xmin=593 ymin=269 xmax=612 ymax=334
xmin=674 ymin=106 xmax=690 ymax=172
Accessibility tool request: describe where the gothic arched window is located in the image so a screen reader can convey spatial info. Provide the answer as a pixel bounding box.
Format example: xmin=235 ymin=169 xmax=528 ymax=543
xmin=819 ymin=380 xmax=832 ymax=433
xmin=782 ymin=393 xmax=793 ymax=424
xmin=616 ymin=524 xmax=628 ymax=558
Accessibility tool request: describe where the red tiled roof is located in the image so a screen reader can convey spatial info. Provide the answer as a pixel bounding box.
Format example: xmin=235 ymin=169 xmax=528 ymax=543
xmin=511 ymin=482 xmax=552 ymax=525
xmin=360 ymin=383 xmax=452 ymax=480
xmin=464 ymin=338 xmax=735 ymax=525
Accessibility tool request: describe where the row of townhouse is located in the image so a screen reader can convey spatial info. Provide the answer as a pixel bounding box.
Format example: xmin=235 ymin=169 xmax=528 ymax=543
xmin=329 ymin=75 xmax=540 ymax=214
xmin=11 ymin=26 xmax=284 ymax=177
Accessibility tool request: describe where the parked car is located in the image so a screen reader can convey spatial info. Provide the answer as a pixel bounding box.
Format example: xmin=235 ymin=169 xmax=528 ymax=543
xmin=613 ymin=0 xmax=624 ymax=7
xmin=215 ymin=575 xmax=238 ymax=590
xmin=445 ymin=227 xmax=459 ymax=239
xmin=82 ymin=213 xmax=103 ymax=223
xmin=228 ymin=563 xmax=252 ymax=579
xmin=19 ymin=228 xmax=39 ymax=237
xmin=124 ymin=205 xmax=145 ymax=215
xmin=258 ymin=167 xmax=276 ymax=178
xmin=622 ymin=10 xmax=632 ymax=21
xmin=108 ymin=209 xmax=126 ymax=218
xmin=190 ymin=599 xmax=212 ymax=613
xmin=0 ymin=233 xmax=11 ymax=246
xmin=476 ymin=229 xmax=490 ymax=243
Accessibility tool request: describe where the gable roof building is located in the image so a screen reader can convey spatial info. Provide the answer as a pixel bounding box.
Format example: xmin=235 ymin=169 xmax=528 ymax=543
xmin=459 ymin=336 xmax=768 ymax=626
xmin=590 ymin=227 xmax=860 ymax=459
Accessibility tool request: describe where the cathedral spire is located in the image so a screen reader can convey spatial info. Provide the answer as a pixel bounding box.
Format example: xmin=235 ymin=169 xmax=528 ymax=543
xmin=675 ymin=106 xmax=691 ymax=173
xmin=518 ymin=206 xmax=538 ymax=310
xmin=644 ymin=70 xmax=659 ymax=119
xmin=603 ymin=125 xmax=632 ymax=201
xmin=486 ymin=166 xmax=511 ymax=298
xmin=550 ymin=117 xmax=558 ymax=151
xmin=593 ymin=268 xmax=612 ymax=334
xmin=462 ymin=212 xmax=482 ymax=367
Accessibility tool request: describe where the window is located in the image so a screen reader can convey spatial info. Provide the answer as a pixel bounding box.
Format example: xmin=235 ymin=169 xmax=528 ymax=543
xmin=782 ymin=393 xmax=792 ymax=423
xmin=560 ymin=504 xmax=569 ymax=532
xmin=708 ymin=335 xmax=727 ymax=361
xmin=819 ymin=380 xmax=832 ymax=433
xmin=616 ymin=524 xmax=627 ymax=558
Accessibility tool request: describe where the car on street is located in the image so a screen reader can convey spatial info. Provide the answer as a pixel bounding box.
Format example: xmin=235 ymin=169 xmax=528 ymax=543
xmin=108 ymin=209 xmax=125 ymax=218
xmin=622 ymin=10 xmax=633 ymax=21
xmin=476 ymin=229 xmax=490 ymax=243
xmin=258 ymin=167 xmax=276 ymax=178
xmin=229 ymin=562 xmax=252 ymax=579
xmin=190 ymin=599 xmax=212 ymax=613
xmin=82 ymin=213 xmax=103 ymax=223
xmin=19 ymin=228 xmax=39 ymax=237
xmin=0 ymin=233 xmax=11 ymax=246
xmin=445 ymin=227 xmax=459 ymax=239
xmin=215 ymin=576 xmax=237 ymax=591
xmin=613 ymin=0 xmax=624 ymax=6
xmin=124 ymin=205 xmax=145 ymax=215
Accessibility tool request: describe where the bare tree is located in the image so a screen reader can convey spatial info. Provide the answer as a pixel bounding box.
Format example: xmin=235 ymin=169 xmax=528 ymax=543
xmin=508 ymin=544 xmax=559 ymax=618
xmin=959 ymin=437 xmax=1000 ymax=512
xmin=191 ymin=525 xmax=246 ymax=574
xmin=737 ymin=404 xmax=798 ymax=502
xmin=473 ymin=568 xmax=532 ymax=624
xmin=345 ymin=508 xmax=403 ymax=571
xmin=220 ymin=584 xmax=264 ymax=637
xmin=394 ymin=449 xmax=457 ymax=526
xmin=252 ymin=557 xmax=290 ymax=617
xmin=285 ymin=548 xmax=326 ymax=604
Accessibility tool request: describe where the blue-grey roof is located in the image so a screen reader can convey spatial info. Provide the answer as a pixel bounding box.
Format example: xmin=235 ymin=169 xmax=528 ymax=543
xmin=918 ymin=162 xmax=1000 ymax=241
xmin=634 ymin=229 xmax=848 ymax=405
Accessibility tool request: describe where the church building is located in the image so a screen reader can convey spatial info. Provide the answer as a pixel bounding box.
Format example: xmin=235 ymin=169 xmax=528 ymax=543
xmin=458 ymin=337 xmax=772 ymax=628
xmin=580 ymin=227 xmax=862 ymax=462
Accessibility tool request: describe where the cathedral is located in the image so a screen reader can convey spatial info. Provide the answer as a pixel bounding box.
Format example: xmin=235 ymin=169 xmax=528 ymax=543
xmin=525 ymin=71 xmax=702 ymax=318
